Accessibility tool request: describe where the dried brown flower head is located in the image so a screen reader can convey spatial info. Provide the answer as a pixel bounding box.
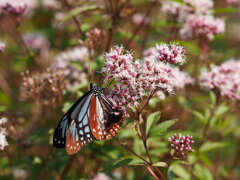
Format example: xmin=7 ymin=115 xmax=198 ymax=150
xmin=20 ymin=68 xmax=67 ymax=109
xmin=85 ymin=27 xmax=105 ymax=55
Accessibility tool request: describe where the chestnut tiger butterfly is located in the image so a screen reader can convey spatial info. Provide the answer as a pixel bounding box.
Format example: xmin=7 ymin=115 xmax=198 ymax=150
xmin=53 ymin=83 xmax=122 ymax=155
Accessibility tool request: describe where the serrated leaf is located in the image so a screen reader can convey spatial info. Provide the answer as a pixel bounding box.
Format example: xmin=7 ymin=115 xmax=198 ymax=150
xmin=153 ymin=162 xmax=168 ymax=167
xmin=149 ymin=119 xmax=178 ymax=137
xmin=199 ymin=141 xmax=228 ymax=152
xmin=146 ymin=111 xmax=161 ymax=135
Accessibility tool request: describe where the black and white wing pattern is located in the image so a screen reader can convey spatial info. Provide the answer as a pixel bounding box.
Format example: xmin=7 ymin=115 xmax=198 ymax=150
xmin=53 ymin=91 xmax=91 ymax=148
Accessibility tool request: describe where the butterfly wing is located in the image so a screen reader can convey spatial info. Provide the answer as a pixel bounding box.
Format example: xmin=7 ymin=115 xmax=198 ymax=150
xmin=53 ymin=84 xmax=123 ymax=155
xmin=89 ymin=93 xmax=123 ymax=141
xmin=53 ymin=91 xmax=91 ymax=148
xmin=66 ymin=93 xmax=96 ymax=154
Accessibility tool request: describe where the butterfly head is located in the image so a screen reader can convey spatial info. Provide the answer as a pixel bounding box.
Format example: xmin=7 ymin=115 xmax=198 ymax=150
xmin=90 ymin=83 xmax=103 ymax=96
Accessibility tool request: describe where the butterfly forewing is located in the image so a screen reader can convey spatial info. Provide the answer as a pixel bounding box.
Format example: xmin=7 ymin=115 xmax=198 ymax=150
xmin=53 ymin=91 xmax=91 ymax=148
xmin=53 ymin=115 xmax=69 ymax=148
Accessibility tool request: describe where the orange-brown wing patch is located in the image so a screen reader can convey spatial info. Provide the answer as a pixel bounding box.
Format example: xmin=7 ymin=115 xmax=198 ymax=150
xmin=102 ymin=123 xmax=121 ymax=140
xmin=89 ymin=95 xmax=104 ymax=140
xmin=66 ymin=127 xmax=82 ymax=155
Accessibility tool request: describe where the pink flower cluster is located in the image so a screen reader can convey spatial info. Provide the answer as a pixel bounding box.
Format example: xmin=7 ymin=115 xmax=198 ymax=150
xmin=0 ymin=41 xmax=5 ymax=52
xmin=162 ymin=0 xmax=213 ymax=18
xmin=199 ymin=60 xmax=240 ymax=100
xmin=132 ymin=13 xmax=151 ymax=26
xmin=102 ymin=44 xmax=189 ymax=117
xmin=184 ymin=0 xmax=213 ymax=14
xmin=180 ymin=14 xmax=225 ymax=40
xmin=162 ymin=1 xmax=187 ymax=18
xmin=0 ymin=0 xmax=27 ymax=16
xmin=162 ymin=0 xmax=225 ymax=41
xmin=23 ymin=33 xmax=50 ymax=51
xmin=143 ymin=44 xmax=186 ymax=64
xmin=169 ymin=133 xmax=194 ymax=158
xmin=0 ymin=117 xmax=8 ymax=150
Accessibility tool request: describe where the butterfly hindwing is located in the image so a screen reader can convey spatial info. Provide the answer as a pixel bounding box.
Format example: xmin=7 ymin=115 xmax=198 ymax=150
xmin=89 ymin=93 xmax=123 ymax=141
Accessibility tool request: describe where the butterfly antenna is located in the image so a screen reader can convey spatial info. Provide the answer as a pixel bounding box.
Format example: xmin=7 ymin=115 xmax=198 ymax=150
xmin=88 ymin=55 xmax=92 ymax=81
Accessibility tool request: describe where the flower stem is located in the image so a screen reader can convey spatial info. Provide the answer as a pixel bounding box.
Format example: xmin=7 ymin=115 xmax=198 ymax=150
xmin=146 ymin=166 xmax=161 ymax=180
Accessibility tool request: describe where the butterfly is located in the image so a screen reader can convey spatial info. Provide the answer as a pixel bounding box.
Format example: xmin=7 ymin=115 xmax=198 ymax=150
xmin=53 ymin=83 xmax=123 ymax=155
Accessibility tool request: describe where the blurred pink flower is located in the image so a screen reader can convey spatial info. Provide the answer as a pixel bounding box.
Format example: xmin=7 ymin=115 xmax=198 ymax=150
xmin=143 ymin=47 xmax=155 ymax=57
xmin=0 ymin=117 xmax=8 ymax=150
xmin=42 ymin=0 xmax=61 ymax=10
xmin=162 ymin=0 xmax=213 ymax=21
xmin=23 ymin=33 xmax=50 ymax=51
xmin=52 ymin=47 xmax=89 ymax=90
xmin=1 ymin=0 xmax=27 ymax=16
xmin=92 ymin=173 xmax=111 ymax=180
xmin=180 ymin=14 xmax=225 ymax=40
xmin=12 ymin=168 xmax=28 ymax=180
xmin=226 ymin=0 xmax=239 ymax=3
xmin=0 ymin=41 xmax=6 ymax=52
xmin=132 ymin=13 xmax=151 ymax=25
xmin=184 ymin=0 xmax=213 ymax=14
xmin=172 ymin=67 xmax=194 ymax=90
xmin=53 ymin=46 xmax=89 ymax=69
xmin=161 ymin=1 xmax=190 ymax=21
xmin=199 ymin=59 xmax=240 ymax=100
xmin=169 ymin=133 xmax=194 ymax=158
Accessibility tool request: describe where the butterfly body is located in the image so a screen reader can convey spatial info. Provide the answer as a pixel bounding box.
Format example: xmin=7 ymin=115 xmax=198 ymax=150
xmin=53 ymin=83 xmax=122 ymax=155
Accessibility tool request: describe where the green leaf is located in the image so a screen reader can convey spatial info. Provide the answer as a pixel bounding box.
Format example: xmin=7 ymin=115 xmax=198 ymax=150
xmin=193 ymin=164 xmax=213 ymax=180
xmin=104 ymin=157 xmax=146 ymax=171
xmin=192 ymin=110 xmax=206 ymax=123
xmin=61 ymin=5 xmax=103 ymax=23
xmin=199 ymin=141 xmax=228 ymax=152
xmin=153 ymin=162 xmax=168 ymax=167
xmin=149 ymin=119 xmax=178 ymax=137
xmin=214 ymin=7 xmax=237 ymax=14
xmin=209 ymin=91 xmax=216 ymax=105
xmin=169 ymin=164 xmax=190 ymax=180
xmin=111 ymin=158 xmax=133 ymax=169
xmin=146 ymin=111 xmax=161 ymax=135
xmin=214 ymin=103 xmax=229 ymax=117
